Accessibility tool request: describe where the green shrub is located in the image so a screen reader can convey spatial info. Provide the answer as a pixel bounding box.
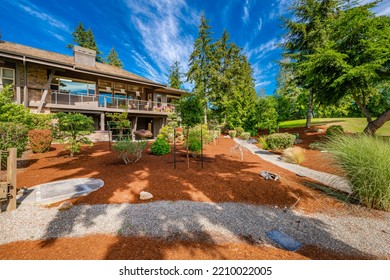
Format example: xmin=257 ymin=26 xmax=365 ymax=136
xmin=228 ymin=130 xmax=237 ymax=138
xmin=159 ymin=125 xmax=174 ymax=141
xmin=28 ymin=129 xmax=53 ymax=153
xmin=53 ymin=112 xmax=95 ymax=156
xmin=258 ymin=136 xmax=269 ymax=150
xmin=0 ymin=122 xmax=29 ymax=158
xmin=240 ymin=132 xmax=251 ymax=140
xmin=235 ymin=127 xmax=244 ymax=136
xmin=151 ymin=138 xmax=171 ymax=155
xmin=187 ymin=136 xmax=201 ymax=153
xmin=29 ymin=114 xmax=54 ymax=130
xmin=113 ymin=139 xmax=148 ymax=164
xmin=265 ymin=133 xmax=296 ymax=150
xmin=309 ymin=141 xmax=325 ymax=151
xmin=326 ymin=125 xmax=344 ymax=137
xmin=324 ymin=134 xmax=390 ymax=211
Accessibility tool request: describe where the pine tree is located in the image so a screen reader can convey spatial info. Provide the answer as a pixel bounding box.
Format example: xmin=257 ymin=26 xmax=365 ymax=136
xmin=168 ymin=60 xmax=182 ymax=89
xmin=106 ymin=48 xmax=123 ymax=68
xmin=67 ymin=22 xmax=104 ymax=62
xmin=187 ymin=13 xmax=213 ymax=124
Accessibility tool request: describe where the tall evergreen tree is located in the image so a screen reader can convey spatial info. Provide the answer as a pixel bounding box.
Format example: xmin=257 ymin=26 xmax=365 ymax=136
xmin=281 ymin=0 xmax=340 ymax=127
xmin=67 ymin=22 xmax=104 ymax=62
xmin=187 ymin=13 xmax=213 ymax=124
xmin=106 ymin=48 xmax=123 ymax=68
xmin=168 ymin=60 xmax=182 ymax=89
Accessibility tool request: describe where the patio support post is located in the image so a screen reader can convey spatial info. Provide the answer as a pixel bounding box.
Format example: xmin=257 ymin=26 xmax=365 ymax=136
xmin=100 ymin=113 xmax=105 ymax=131
xmin=37 ymin=69 xmax=55 ymax=113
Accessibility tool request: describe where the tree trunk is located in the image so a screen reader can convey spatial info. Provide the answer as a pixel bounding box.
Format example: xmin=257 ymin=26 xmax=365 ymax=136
xmin=204 ymin=106 xmax=208 ymax=125
xmin=186 ymin=127 xmax=190 ymax=169
xmin=363 ymin=108 xmax=390 ymax=135
xmin=352 ymin=92 xmax=372 ymax=123
xmin=305 ymin=90 xmax=313 ymax=128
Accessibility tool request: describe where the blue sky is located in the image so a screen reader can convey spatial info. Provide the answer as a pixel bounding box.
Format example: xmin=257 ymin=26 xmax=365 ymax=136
xmin=1 ymin=0 xmax=389 ymax=95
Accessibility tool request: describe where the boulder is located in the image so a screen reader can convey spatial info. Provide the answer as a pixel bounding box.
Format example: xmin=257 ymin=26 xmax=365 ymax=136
xmin=134 ymin=129 xmax=153 ymax=138
xmin=58 ymin=201 xmax=73 ymax=211
xmin=260 ymin=171 xmax=280 ymax=181
xmin=139 ymin=191 xmax=153 ymax=200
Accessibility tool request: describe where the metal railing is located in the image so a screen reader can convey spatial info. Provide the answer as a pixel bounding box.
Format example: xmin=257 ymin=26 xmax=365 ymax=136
xmin=49 ymin=91 xmax=176 ymax=113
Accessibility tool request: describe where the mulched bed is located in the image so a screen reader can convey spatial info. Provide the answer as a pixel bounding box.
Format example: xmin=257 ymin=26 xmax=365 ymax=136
xmin=3 ymin=131 xmax=367 ymax=260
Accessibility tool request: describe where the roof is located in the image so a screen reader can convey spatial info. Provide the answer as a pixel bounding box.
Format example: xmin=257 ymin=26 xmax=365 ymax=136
xmin=0 ymin=41 xmax=171 ymax=88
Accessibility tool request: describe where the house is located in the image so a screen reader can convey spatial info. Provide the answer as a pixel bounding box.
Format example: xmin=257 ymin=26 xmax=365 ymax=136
xmin=0 ymin=40 xmax=185 ymax=140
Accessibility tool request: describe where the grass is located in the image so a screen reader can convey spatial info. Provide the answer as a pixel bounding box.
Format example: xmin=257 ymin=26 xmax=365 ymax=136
xmin=324 ymin=134 xmax=390 ymax=211
xmin=282 ymin=146 xmax=305 ymax=165
xmin=279 ymin=118 xmax=390 ymax=136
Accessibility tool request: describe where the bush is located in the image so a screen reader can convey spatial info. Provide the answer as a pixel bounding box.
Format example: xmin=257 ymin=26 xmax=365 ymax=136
xmin=29 ymin=114 xmax=54 ymax=130
xmin=113 ymin=139 xmax=148 ymax=164
xmin=240 ymin=132 xmax=251 ymax=140
xmin=309 ymin=141 xmax=325 ymax=151
xmin=0 ymin=122 xmax=29 ymax=158
xmin=235 ymin=127 xmax=244 ymax=136
xmin=28 ymin=129 xmax=53 ymax=153
xmin=282 ymin=146 xmax=305 ymax=165
xmin=228 ymin=130 xmax=237 ymax=138
xmin=326 ymin=125 xmax=344 ymax=137
xmin=265 ymin=133 xmax=296 ymax=150
xmin=258 ymin=136 xmax=269 ymax=150
xmin=53 ymin=112 xmax=95 ymax=156
xmin=187 ymin=136 xmax=201 ymax=153
xmin=324 ymin=134 xmax=390 ymax=211
xmin=151 ymin=138 xmax=171 ymax=155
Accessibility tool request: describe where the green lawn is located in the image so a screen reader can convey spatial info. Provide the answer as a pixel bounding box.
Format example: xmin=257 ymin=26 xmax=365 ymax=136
xmin=279 ymin=118 xmax=390 ymax=136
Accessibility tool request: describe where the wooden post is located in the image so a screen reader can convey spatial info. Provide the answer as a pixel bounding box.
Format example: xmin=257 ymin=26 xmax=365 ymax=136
xmin=6 ymin=148 xmax=17 ymax=211
xmin=37 ymin=69 xmax=55 ymax=113
xmin=173 ymin=126 xmax=176 ymax=169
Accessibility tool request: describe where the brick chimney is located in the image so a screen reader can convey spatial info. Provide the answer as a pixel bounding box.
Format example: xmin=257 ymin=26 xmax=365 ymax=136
xmin=73 ymin=45 xmax=96 ymax=67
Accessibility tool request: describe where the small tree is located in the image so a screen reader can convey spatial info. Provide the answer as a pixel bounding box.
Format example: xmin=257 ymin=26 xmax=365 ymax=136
xmin=54 ymin=112 xmax=95 ymax=156
xmin=106 ymin=111 xmax=131 ymax=140
xmin=177 ymin=94 xmax=203 ymax=168
xmin=106 ymin=48 xmax=123 ymax=68
xmin=113 ymin=139 xmax=147 ymax=164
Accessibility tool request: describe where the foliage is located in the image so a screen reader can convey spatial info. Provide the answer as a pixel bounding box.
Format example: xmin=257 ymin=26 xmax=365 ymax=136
xmin=265 ymin=133 xmax=296 ymax=150
xmin=106 ymin=48 xmax=123 ymax=68
xmin=282 ymin=146 xmax=305 ymax=165
xmin=308 ymin=141 xmax=325 ymax=151
xmin=150 ymin=137 xmax=171 ymax=156
xmin=107 ymin=111 xmax=131 ymax=140
xmin=255 ymin=95 xmax=278 ymax=133
xmin=187 ymin=134 xmax=201 ymax=153
xmin=240 ymin=132 xmax=251 ymax=140
xmin=235 ymin=127 xmax=244 ymax=136
xmin=324 ymin=134 xmax=390 ymax=211
xmin=28 ymin=129 xmax=53 ymax=153
xmin=67 ymin=22 xmax=104 ymax=62
xmin=54 ymin=112 xmax=95 ymax=156
xmin=168 ymin=60 xmax=183 ymax=89
xmin=29 ymin=113 xmax=54 ymax=130
xmin=177 ymin=94 xmax=203 ymax=129
xmin=0 ymin=122 xmax=29 ymax=158
xmin=0 ymin=84 xmax=31 ymax=125
xmin=113 ymin=139 xmax=147 ymax=164
xmin=258 ymin=136 xmax=269 ymax=150
xmin=228 ymin=130 xmax=236 ymax=138
xmin=326 ymin=125 xmax=344 ymax=137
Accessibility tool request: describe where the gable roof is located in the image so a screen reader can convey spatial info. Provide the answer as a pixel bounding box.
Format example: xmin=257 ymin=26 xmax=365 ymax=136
xmin=0 ymin=41 xmax=168 ymax=88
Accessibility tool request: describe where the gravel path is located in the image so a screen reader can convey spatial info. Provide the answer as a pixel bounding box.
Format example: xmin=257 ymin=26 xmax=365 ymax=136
xmin=1 ymin=201 xmax=390 ymax=258
xmin=234 ymin=138 xmax=352 ymax=193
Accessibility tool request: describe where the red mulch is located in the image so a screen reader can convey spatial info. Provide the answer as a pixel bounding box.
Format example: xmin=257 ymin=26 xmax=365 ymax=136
xmin=1 ymin=128 xmax=370 ymax=260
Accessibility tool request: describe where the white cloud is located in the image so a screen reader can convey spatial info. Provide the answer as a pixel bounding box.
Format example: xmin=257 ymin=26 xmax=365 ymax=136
xmin=258 ymin=17 xmax=263 ymax=31
xmin=255 ymin=81 xmax=271 ymax=87
xmin=242 ymin=0 xmax=250 ymax=24
xmin=246 ymin=38 xmax=280 ymax=60
xmin=269 ymin=0 xmax=294 ymax=19
xmin=123 ymin=0 xmax=198 ymax=83
xmin=18 ymin=4 xmax=70 ymax=33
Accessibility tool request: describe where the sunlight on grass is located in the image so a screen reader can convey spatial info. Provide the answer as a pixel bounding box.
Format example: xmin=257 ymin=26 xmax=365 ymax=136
xmin=279 ymin=118 xmax=390 ymax=136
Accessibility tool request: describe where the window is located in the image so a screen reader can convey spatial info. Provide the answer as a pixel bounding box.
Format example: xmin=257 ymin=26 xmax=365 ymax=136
xmin=54 ymin=77 xmax=96 ymax=96
xmin=0 ymin=67 xmax=15 ymax=88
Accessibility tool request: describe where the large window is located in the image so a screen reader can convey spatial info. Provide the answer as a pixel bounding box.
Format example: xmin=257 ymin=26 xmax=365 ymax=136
xmin=0 ymin=67 xmax=14 ymax=88
xmin=54 ymin=77 xmax=96 ymax=96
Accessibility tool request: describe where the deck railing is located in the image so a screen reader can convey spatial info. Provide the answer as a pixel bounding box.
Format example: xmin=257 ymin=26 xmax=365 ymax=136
xmin=49 ymin=91 xmax=176 ymax=113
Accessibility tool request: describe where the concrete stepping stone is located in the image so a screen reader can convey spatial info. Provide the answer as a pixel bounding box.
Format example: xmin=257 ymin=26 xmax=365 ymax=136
xmin=17 ymin=178 xmax=104 ymax=205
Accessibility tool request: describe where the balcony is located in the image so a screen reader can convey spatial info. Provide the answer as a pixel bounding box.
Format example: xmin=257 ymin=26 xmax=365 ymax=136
xmin=30 ymin=90 xmax=176 ymax=114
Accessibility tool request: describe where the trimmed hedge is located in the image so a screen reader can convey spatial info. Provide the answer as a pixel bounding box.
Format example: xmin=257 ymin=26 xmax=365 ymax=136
xmin=28 ymin=129 xmax=53 ymax=153
xmin=326 ymin=125 xmax=344 ymax=137
xmin=265 ymin=133 xmax=296 ymax=150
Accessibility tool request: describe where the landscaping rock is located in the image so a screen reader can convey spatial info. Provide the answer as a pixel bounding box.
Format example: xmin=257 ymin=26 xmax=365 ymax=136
xmin=134 ymin=129 xmax=153 ymax=138
xmin=295 ymin=139 xmax=303 ymax=144
xmin=58 ymin=201 xmax=73 ymax=211
xmin=260 ymin=171 xmax=280 ymax=181
xmin=139 ymin=191 xmax=153 ymax=200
